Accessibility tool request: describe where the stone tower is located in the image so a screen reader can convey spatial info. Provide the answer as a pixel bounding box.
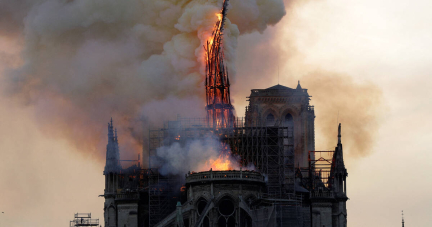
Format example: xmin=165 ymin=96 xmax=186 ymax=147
xmin=245 ymin=82 xmax=315 ymax=167
xmin=103 ymin=119 xmax=121 ymax=227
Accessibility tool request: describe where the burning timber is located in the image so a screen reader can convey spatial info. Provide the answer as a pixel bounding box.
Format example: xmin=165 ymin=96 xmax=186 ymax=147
xmin=102 ymin=0 xmax=348 ymax=227
xmin=204 ymin=0 xmax=234 ymax=129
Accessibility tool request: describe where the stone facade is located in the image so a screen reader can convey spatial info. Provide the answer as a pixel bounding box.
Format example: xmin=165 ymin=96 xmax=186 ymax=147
xmin=245 ymin=83 xmax=315 ymax=167
xmin=155 ymin=170 xmax=266 ymax=227
xmin=102 ymin=83 xmax=348 ymax=227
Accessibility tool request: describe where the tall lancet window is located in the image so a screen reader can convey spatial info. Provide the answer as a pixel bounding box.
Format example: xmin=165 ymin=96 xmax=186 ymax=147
xmin=266 ymin=113 xmax=275 ymax=126
xmin=285 ymin=113 xmax=294 ymax=136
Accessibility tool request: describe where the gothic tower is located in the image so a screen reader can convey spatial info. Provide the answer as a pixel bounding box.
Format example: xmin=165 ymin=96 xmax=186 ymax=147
xmin=103 ymin=119 xmax=121 ymax=227
xmin=245 ymin=81 xmax=315 ymax=167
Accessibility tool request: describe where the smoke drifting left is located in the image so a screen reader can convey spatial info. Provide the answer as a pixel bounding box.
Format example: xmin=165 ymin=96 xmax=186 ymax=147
xmin=1 ymin=0 xmax=287 ymax=161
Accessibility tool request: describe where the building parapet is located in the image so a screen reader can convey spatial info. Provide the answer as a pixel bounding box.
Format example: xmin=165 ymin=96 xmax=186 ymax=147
xmin=250 ymin=88 xmax=309 ymax=97
xmin=185 ymin=170 xmax=265 ymax=184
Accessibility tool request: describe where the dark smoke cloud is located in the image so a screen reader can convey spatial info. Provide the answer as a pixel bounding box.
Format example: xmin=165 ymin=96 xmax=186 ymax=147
xmin=2 ymin=0 xmax=287 ymax=161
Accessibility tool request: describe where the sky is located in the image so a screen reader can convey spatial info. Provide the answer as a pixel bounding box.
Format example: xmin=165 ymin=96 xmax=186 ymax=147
xmin=1 ymin=0 xmax=432 ymax=226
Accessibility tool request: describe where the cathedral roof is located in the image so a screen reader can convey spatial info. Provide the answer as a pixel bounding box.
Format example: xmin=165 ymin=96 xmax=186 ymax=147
xmin=249 ymin=82 xmax=309 ymax=98
xmin=265 ymin=84 xmax=294 ymax=90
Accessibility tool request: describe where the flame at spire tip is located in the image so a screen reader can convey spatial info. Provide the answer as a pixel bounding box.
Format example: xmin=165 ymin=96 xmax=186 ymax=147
xmin=204 ymin=0 xmax=235 ymax=129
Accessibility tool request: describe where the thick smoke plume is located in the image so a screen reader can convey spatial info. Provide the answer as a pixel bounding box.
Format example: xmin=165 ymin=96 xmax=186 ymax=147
xmin=152 ymin=136 xmax=241 ymax=176
xmin=2 ymin=0 xmax=287 ymax=161
xmin=232 ymin=1 xmax=384 ymax=158
xmin=302 ymin=71 xmax=383 ymax=157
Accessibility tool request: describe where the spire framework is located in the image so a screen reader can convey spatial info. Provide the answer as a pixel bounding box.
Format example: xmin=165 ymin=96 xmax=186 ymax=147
xmin=204 ymin=0 xmax=235 ymax=129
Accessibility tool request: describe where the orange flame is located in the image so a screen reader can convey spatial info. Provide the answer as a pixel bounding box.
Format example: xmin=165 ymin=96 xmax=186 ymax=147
xmin=205 ymin=152 xmax=238 ymax=171
xmin=205 ymin=13 xmax=223 ymax=58
xmin=216 ymin=13 xmax=222 ymax=21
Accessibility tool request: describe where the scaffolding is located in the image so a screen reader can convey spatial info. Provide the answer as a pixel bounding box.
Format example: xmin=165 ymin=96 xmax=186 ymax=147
xmin=69 ymin=213 xmax=99 ymax=227
xmin=147 ymin=117 xmax=299 ymax=226
xmin=149 ymin=117 xmax=294 ymax=196
xmin=297 ymin=150 xmax=335 ymax=193
xmin=148 ymin=118 xmax=214 ymax=227
xmin=148 ymin=168 xmax=177 ymax=227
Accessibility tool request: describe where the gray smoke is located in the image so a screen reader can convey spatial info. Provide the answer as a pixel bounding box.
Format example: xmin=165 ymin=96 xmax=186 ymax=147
xmin=2 ymin=0 xmax=287 ymax=161
xmin=151 ymin=136 xmax=240 ymax=176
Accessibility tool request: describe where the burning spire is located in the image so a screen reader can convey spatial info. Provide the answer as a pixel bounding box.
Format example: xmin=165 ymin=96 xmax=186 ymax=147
xmin=205 ymin=0 xmax=235 ymax=129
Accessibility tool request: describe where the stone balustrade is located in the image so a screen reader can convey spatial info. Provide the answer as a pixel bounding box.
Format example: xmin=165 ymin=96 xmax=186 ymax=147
xmin=185 ymin=170 xmax=265 ymax=184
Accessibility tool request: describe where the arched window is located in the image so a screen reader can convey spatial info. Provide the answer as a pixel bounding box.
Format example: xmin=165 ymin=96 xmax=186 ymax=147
xmin=284 ymin=113 xmax=294 ymax=127
xmin=218 ymin=198 xmax=235 ymax=216
xmin=284 ymin=113 xmax=294 ymax=137
xmin=217 ymin=196 xmax=236 ymax=227
xmin=266 ymin=113 xmax=275 ymax=126
xmin=197 ymin=198 xmax=208 ymax=216
xmin=218 ymin=217 xmax=226 ymax=227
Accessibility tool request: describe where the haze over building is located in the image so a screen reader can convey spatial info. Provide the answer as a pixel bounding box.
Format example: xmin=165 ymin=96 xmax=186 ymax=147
xmin=4 ymin=0 xmax=431 ymax=226
xmin=102 ymin=2 xmax=348 ymax=226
